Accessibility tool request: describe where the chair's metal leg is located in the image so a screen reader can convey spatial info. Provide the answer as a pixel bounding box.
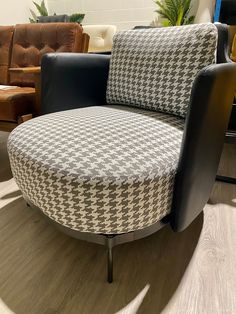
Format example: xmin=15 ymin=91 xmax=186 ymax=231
xmin=107 ymin=236 xmax=114 ymax=283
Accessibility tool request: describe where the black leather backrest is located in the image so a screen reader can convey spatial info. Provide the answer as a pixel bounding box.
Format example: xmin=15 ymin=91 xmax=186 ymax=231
xmin=41 ymin=53 xmax=110 ymax=114
xmin=170 ymin=24 xmax=236 ymax=231
xmin=171 ymin=63 xmax=236 ymax=232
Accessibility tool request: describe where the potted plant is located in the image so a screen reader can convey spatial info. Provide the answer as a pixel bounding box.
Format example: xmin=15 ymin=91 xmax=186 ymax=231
xmin=29 ymin=0 xmax=85 ymax=24
xmin=29 ymin=0 xmax=48 ymax=23
xmin=69 ymin=13 xmax=85 ymax=24
xmin=155 ymin=0 xmax=195 ymax=26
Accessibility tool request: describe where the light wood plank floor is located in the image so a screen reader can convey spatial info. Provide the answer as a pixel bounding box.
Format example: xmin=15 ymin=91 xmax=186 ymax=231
xmin=0 ymin=131 xmax=236 ymax=314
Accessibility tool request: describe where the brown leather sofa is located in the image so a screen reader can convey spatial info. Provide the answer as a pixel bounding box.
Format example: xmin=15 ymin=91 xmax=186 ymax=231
xmin=0 ymin=23 xmax=89 ymax=131
xmin=0 ymin=26 xmax=14 ymax=84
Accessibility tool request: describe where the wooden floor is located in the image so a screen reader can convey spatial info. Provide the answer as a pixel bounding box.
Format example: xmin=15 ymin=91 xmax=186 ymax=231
xmin=0 ymin=131 xmax=236 ymax=314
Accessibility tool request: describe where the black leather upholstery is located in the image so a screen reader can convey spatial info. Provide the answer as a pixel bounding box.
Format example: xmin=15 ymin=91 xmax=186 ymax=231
xmin=41 ymin=53 xmax=110 ymax=114
xmin=171 ymin=63 xmax=236 ymax=231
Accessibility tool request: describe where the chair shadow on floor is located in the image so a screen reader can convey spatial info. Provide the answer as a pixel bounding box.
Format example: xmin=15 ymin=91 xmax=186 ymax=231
xmin=0 ymin=197 xmax=203 ymax=314
xmin=0 ymin=190 xmax=21 ymax=200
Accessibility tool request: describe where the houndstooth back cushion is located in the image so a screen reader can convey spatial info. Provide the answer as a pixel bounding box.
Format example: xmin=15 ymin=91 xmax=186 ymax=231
xmin=106 ymin=23 xmax=218 ymax=117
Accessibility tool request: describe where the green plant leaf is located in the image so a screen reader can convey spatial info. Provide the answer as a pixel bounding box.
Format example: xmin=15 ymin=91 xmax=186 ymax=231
xmin=29 ymin=17 xmax=36 ymax=23
xmin=41 ymin=0 xmax=48 ymax=14
xmin=69 ymin=13 xmax=85 ymax=23
xmin=161 ymin=19 xmax=172 ymax=27
xmin=30 ymin=9 xmax=37 ymax=21
xmin=183 ymin=15 xmax=195 ymax=25
xmin=33 ymin=1 xmax=48 ymax=16
xmin=155 ymin=0 xmax=195 ymax=26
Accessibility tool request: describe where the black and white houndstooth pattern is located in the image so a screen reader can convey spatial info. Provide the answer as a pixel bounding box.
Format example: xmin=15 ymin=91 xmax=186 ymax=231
xmin=8 ymin=106 xmax=184 ymax=234
xmin=106 ymin=23 xmax=218 ymax=118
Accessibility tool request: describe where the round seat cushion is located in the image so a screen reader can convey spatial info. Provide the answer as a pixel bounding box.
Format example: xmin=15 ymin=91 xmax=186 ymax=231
xmin=8 ymin=105 xmax=184 ymax=234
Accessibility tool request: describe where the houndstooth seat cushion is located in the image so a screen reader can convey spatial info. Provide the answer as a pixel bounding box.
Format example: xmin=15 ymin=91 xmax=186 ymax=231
xmin=106 ymin=23 xmax=218 ymax=118
xmin=8 ymin=106 xmax=184 ymax=234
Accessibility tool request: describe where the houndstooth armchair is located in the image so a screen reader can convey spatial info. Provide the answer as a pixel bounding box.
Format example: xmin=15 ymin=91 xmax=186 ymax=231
xmin=8 ymin=23 xmax=236 ymax=282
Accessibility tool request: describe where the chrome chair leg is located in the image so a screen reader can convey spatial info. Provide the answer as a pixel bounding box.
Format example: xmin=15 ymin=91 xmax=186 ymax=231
xmin=107 ymin=236 xmax=114 ymax=283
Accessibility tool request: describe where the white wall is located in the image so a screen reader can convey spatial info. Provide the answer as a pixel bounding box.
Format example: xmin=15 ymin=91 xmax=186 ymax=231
xmin=195 ymin=0 xmax=215 ymax=23
xmin=47 ymin=0 xmax=202 ymax=30
xmin=0 ymin=0 xmax=40 ymax=25
xmin=0 ymin=0 xmax=209 ymax=29
xmin=48 ymin=0 xmax=157 ymax=30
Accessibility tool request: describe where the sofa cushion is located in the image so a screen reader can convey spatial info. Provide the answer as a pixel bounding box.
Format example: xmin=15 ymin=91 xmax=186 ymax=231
xmin=10 ymin=23 xmax=84 ymax=87
xmin=8 ymin=105 xmax=184 ymax=234
xmin=0 ymin=87 xmax=35 ymax=122
xmin=106 ymin=23 xmax=218 ymax=118
xmin=83 ymin=25 xmax=117 ymax=52
xmin=0 ymin=26 xmax=14 ymax=85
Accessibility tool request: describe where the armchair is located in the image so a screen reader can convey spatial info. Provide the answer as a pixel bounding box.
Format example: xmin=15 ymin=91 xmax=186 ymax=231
xmin=0 ymin=23 xmax=89 ymax=131
xmin=0 ymin=26 xmax=34 ymax=130
xmin=8 ymin=24 xmax=236 ymax=282
xmin=82 ymin=25 xmax=117 ymax=53
xmin=0 ymin=26 xmax=14 ymax=84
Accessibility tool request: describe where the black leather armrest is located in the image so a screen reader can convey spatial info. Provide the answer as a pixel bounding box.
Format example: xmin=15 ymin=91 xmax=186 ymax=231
xmin=41 ymin=53 xmax=110 ymax=114
xmin=171 ymin=63 xmax=236 ymax=232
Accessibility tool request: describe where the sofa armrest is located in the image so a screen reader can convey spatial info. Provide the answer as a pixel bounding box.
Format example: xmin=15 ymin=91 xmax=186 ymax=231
xmin=41 ymin=53 xmax=110 ymax=114
xmin=82 ymin=33 xmax=90 ymax=53
xmin=9 ymin=67 xmax=41 ymax=74
xmin=171 ymin=63 xmax=236 ymax=232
